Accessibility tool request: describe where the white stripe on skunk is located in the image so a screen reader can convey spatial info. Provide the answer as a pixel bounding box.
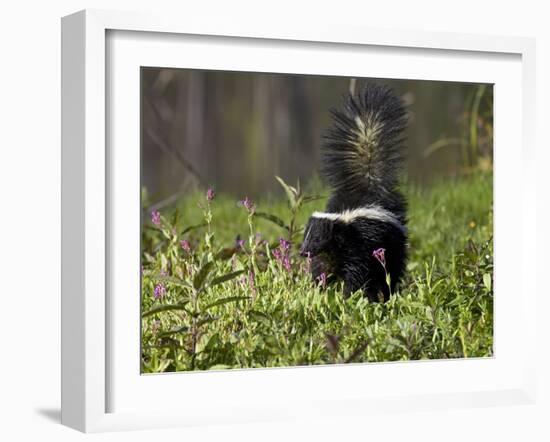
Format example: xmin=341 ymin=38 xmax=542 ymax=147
xmin=312 ymin=205 xmax=406 ymax=233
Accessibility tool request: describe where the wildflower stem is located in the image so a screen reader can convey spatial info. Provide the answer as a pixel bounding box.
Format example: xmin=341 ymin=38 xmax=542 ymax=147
xmin=247 ymin=213 xmax=258 ymax=270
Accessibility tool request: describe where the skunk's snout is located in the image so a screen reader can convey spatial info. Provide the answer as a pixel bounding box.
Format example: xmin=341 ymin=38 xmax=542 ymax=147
xmin=299 ymin=246 xmax=311 ymax=258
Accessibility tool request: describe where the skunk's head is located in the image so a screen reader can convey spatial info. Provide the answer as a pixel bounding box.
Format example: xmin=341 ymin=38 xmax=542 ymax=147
xmin=300 ymin=217 xmax=334 ymax=257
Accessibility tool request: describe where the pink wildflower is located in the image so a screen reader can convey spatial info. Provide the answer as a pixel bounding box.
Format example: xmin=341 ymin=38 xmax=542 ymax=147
xmin=206 ymin=188 xmax=215 ymax=202
xmin=272 ymin=237 xmax=292 ymax=271
xmin=279 ymin=238 xmax=291 ymax=251
xmin=240 ymin=196 xmax=255 ymax=213
xmin=282 ymin=255 xmax=291 ymax=272
xmin=153 ymin=283 xmax=166 ymax=299
xmin=372 ymin=248 xmax=386 ymax=268
xmin=151 ymin=210 xmax=161 ymax=226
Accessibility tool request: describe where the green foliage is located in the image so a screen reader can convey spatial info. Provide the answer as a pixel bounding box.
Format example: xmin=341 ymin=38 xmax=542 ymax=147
xmin=141 ymin=173 xmax=493 ymax=373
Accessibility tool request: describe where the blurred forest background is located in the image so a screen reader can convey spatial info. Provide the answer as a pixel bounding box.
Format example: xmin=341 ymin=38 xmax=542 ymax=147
xmin=141 ymin=68 xmax=493 ymax=206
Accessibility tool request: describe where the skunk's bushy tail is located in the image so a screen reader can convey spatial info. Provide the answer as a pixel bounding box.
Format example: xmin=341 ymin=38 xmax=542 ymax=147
xmin=321 ymin=84 xmax=407 ymax=198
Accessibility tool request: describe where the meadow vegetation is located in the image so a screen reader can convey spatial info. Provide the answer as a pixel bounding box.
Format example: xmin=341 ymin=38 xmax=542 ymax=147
xmin=141 ymin=172 xmax=493 ymax=373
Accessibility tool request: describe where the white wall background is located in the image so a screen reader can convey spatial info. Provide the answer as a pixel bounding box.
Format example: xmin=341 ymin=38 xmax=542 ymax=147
xmin=0 ymin=1 xmax=548 ymax=440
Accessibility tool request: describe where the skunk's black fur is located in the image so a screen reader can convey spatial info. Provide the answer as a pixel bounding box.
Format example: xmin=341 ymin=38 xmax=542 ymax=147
xmin=300 ymin=84 xmax=408 ymax=302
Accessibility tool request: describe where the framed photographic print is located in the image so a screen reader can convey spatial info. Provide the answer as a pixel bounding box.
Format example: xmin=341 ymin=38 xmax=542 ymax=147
xmin=61 ymin=9 xmax=537 ymax=433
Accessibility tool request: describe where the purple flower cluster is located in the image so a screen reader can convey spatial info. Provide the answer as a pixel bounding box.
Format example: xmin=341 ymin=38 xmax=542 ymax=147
xmin=372 ymin=248 xmax=386 ymax=268
xmin=272 ymin=237 xmax=292 ymax=272
xmin=240 ymin=196 xmax=255 ymax=213
xmin=206 ymin=188 xmax=215 ymax=202
xmin=180 ymin=239 xmax=191 ymax=252
xmin=151 ymin=210 xmax=161 ymax=226
xmin=279 ymin=238 xmax=291 ymax=252
xmin=153 ymin=283 xmax=166 ymax=299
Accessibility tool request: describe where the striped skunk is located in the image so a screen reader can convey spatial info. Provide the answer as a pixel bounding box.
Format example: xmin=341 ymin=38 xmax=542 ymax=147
xmin=299 ymin=83 xmax=408 ymax=302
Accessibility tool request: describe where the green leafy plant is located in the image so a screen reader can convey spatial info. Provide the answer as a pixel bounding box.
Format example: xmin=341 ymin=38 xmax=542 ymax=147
xmin=254 ymin=176 xmax=323 ymax=245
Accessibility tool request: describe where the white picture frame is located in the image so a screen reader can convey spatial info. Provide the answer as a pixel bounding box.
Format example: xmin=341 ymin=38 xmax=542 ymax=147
xmin=61 ymin=9 xmax=537 ymax=433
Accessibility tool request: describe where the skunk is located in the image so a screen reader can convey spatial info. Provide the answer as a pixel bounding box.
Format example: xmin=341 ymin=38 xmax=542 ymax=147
xmin=300 ymin=84 xmax=408 ymax=302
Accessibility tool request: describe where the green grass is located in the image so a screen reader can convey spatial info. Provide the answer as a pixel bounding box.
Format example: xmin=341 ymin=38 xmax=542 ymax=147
xmin=141 ymin=172 xmax=493 ymax=373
